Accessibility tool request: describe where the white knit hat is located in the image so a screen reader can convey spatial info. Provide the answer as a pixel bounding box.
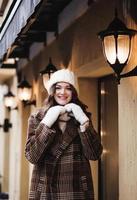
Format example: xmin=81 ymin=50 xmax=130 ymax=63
xmin=46 ymin=69 xmax=77 ymax=94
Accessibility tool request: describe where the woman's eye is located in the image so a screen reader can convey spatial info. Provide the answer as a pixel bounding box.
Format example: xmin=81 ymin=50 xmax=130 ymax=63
xmin=66 ymin=87 xmax=72 ymax=90
xmin=55 ymin=87 xmax=61 ymax=90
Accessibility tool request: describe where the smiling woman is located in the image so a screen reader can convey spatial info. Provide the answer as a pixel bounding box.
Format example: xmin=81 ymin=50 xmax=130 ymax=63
xmin=25 ymin=68 xmax=103 ymax=200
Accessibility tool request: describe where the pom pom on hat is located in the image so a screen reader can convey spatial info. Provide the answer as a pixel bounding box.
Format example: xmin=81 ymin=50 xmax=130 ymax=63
xmin=46 ymin=69 xmax=77 ymax=94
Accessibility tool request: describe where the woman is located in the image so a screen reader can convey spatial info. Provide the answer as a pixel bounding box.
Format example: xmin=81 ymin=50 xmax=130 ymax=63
xmin=25 ymin=69 xmax=103 ymax=200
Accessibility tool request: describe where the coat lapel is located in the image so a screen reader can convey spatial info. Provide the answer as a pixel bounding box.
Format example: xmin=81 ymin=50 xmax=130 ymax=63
xmin=53 ymin=118 xmax=79 ymax=161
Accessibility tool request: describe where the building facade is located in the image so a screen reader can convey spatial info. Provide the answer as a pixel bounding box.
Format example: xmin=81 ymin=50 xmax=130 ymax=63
xmin=0 ymin=0 xmax=137 ymax=200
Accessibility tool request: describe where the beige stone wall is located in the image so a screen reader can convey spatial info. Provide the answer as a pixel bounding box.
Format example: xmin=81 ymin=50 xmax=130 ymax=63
xmin=116 ymin=1 xmax=137 ymax=197
xmin=0 ymin=85 xmax=10 ymax=193
xmin=119 ymin=77 xmax=137 ymax=200
xmin=8 ymin=77 xmax=21 ymax=199
xmin=118 ymin=11 xmax=137 ymax=199
xmin=19 ymin=104 xmax=30 ymax=200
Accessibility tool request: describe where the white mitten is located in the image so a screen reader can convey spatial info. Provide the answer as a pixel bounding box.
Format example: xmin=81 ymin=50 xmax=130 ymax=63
xmin=65 ymin=103 xmax=89 ymax=125
xmin=41 ymin=105 xmax=66 ymax=128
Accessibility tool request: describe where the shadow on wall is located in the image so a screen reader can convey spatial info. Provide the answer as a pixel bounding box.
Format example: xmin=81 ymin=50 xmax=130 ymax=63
xmin=58 ymin=28 xmax=75 ymax=67
xmin=123 ymin=0 xmax=137 ymax=24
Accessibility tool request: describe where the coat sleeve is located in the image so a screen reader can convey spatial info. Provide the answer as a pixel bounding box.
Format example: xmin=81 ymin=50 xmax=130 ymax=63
xmin=79 ymin=120 xmax=103 ymax=161
xmin=25 ymin=113 xmax=56 ymax=164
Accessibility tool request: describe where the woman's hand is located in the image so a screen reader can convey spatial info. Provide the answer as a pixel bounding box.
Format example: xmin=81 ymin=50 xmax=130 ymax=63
xmin=41 ymin=105 xmax=66 ymax=128
xmin=65 ymin=103 xmax=89 ymax=125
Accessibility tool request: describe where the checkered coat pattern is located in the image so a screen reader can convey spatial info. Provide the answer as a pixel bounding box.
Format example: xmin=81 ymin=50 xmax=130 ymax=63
xmin=25 ymin=108 xmax=103 ymax=200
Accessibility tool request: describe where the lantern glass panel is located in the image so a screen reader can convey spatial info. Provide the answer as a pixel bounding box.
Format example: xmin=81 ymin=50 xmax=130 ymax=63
xmin=104 ymin=35 xmax=116 ymax=64
xmin=104 ymin=35 xmax=131 ymax=65
xmin=18 ymin=87 xmax=32 ymax=101
xmin=4 ymin=96 xmax=17 ymax=108
xmin=117 ymin=35 xmax=130 ymax=64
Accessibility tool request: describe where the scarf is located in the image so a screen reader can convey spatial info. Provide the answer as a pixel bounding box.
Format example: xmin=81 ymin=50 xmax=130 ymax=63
xmin=58 ymin=112 xmax=73 ymax=133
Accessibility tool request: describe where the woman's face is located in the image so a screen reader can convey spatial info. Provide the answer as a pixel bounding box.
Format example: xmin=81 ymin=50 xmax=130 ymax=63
xmin=54 ymin=82 xmax=72 ymax=105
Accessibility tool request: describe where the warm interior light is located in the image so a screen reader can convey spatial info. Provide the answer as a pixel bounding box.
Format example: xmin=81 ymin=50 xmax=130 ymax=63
xmin=117 ymin=35 xmax=130 ymax=63
xmin=4 ymin=96 xmax=17 ymax=108
xmin=4 ymin=91 xmax=17 ymax=109
xmin=17 ymin=77 xmax=33 ymax=102
xmin=103 ymin=35 xmax=131 ymax=65
xmin=104 ymin=35 xmax=116 ymax=64
xmin=3 ymin=58 xmax=16 ymax=64
xmin=18 ymin=87 xmax=32 ymax=101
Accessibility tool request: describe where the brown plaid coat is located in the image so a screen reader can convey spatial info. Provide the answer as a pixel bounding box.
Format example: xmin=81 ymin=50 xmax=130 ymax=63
xmin=25 ymin=108 xmax=103 ymax=200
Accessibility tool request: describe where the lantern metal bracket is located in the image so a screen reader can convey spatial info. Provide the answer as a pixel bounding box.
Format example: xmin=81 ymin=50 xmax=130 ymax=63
xmin=23 ymin=99 xmax=36 ymax=107
xmin=0 ymin=118 xmax=12 ymax=132
xmin=7 ymin=106 xmax=18 ymax=112
xmin=40 ymin=57 xmax=58 ymax=79
xmin=22 ymin=95 xmax=36 ymax=107
xmin=120 ymin=65 xmax=137 ymax=79
xmin=114 ymin=65 xmax=137 ymax=84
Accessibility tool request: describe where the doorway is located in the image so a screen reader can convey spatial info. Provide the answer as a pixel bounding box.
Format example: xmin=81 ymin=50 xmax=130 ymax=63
xmin=98 ymin=75 xmax=119 ymax=200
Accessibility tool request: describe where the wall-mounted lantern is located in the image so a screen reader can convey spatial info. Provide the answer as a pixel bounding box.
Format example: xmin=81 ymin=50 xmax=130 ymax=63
xmin=4 ymin=90 xmax=18 ymax=110
xmin=17 ymin=77 xmax=36 ymax=106
xmin=40 ymin=57 xmax=58 ymax=89
xmin=0 ymin=118 xmax=12 ymax=132
xmin=98 ymin=9 xmax=137 ymax=83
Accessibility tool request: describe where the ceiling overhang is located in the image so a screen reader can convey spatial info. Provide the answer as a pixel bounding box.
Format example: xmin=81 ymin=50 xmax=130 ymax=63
xmin=0 ymin=0 xmax=72 ymax=68
xmin=0 ymin=0 xmax=41 ymax=61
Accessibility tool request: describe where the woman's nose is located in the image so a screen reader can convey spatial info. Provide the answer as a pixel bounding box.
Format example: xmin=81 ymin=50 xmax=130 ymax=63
xmin=60 ymin=88 xmax=65 ymax=94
